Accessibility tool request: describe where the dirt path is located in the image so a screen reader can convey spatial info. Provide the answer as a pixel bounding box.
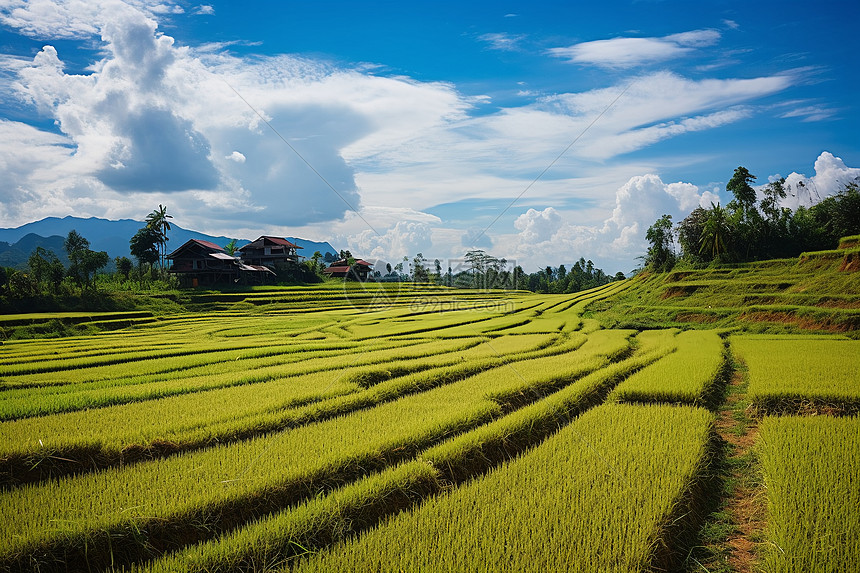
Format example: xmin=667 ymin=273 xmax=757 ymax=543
xmin=689 ymin=362 xmax=767 ymax=573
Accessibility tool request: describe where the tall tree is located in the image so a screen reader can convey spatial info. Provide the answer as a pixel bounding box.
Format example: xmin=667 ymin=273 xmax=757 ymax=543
xmin=699 ymin=203 xmax=731 ymax=261
xmin=145 ymin=204 xmax=173 ymax=269
xmin=726 ymin=167 xmax=757 ymax=212
xmin=645 ymin=214 xmax=676 ymax=272
xmin=412 ymin=253 xmax=428 ymax=282
xmin=760 ymin=178 xmax=788 ymax=223
xmin=677 ymin=207 xmax=709 ymax=263
xmin=28 ymin=247 xmax=65 ymax=294
xmin=130 ymin=226 xmax=161 ymax=277
xmin=64 ymin=230 xmax=89 ymax=288
xmin=115 ymin=256 xmax=133 ymax=280
xmin=63 ymin=230 xmax=108 ymax=289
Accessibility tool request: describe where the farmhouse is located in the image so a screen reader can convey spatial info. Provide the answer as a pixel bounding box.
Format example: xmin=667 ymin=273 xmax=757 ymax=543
xmin=237 ymin=236 xmax=302 ymax=268
xmin=167 ymin=239 xmax=274 ymax=286
xmin=323 ymin=258 xmax=373 ymax=281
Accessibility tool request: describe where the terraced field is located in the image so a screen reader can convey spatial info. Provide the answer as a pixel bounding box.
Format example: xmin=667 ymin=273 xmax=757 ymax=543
xmin=1 ymin=257 xmax=857 ymax=572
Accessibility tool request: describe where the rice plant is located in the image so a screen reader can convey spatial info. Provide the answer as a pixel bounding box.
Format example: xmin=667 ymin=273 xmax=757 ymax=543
xmin=610 ymin=329 xmax=728 ymax=407
xmin=758 ymin=415 xmax=860 ymax=572
xmin=292 ymin=403 xmax=715 ymax=573
xmin=732 ymin=335 xmax=860 ymax=413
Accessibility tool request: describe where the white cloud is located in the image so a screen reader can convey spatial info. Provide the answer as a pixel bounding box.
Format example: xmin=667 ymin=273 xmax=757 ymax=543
xmin=780 ymin=104 xmax=837 ymax=122
xmin=514 ymin=207 xmax=564 ymax=243
xmin=193 ymin=5 xmax=214 ymax=16
xmin=2 ymin=0 xmax=477 ymax=230
xmin=149 ymin=3 xmax=183 ymax=15
xmin=0 ymin=0 xmax=190 ymax=39
xmin=349 ymin=221 xmax=433 ymax=262
xmin=504 ymin=173 xmax=722 ymax=271
xmin=782 ymin=151 xmax=860 ymax=208
xmin=548 ymin=29 xmax=721 ymax=68
xmin=478 ymin=33 xmax=526 ymax=52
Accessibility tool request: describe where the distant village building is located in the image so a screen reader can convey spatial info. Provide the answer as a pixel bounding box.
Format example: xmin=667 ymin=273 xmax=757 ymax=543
xmin=167 ymin=239 xmax=274 ymax=286
xmin=237 ymin=236 xmax=302 ymax=268
xmin=322 ymin=258 xmax=373 ymax=281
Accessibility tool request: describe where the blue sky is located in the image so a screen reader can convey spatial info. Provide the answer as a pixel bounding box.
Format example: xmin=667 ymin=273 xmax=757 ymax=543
xmin=0 ymin=0 xmax=858 ymax=273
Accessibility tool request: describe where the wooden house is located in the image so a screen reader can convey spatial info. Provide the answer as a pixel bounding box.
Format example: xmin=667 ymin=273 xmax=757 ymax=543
xmin=167 ymin=239 xmax=274 ymax=286
xmin=322 ymin=258 xmax=373 ymax=281
xmin=237 ymin=236 xmax=302 ymax=269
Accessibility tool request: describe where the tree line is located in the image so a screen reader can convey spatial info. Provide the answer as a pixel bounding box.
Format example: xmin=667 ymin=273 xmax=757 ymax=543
xmin=369 ymin=249 xmax=618 ymax=294
xmin=644 ymin=167 xmax=860 ymax=271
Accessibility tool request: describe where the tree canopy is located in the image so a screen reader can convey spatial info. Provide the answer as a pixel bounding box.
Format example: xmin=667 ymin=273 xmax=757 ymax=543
xmin=647 ymin=168 xmax=860 ymax=270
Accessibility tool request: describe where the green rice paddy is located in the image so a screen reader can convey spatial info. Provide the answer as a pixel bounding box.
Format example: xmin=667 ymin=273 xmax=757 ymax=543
xmin=0 ymin=261 xmax=857 ymax=572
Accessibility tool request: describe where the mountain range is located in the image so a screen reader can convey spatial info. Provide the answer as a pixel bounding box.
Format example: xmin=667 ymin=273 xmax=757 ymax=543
xmin=0 ymin=216 xmax=339 ymax=270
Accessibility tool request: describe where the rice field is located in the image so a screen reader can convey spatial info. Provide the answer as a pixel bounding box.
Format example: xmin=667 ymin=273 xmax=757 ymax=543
xmin=758 ymin=415 xmax=860 ymax=572
xmin=732 ymin=334 xmax=860 ymax=413
xmin=0 ymin=280 xmax=855 ymax=572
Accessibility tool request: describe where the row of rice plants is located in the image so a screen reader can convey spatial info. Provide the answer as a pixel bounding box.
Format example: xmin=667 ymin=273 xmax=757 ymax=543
xmin=0 ymin=333 xmax=586 ymax=486
xmin=0 ymin=335 xmax=555 ymax=478
xmin=0 ymin=333 xmax=361 ymax=387
xmin=0 ymin=333 xmax=186 ymax=365
xmin=731 ymin=335 xmax=860 ymax=414
xmin=609 ymin=329 xmax=729 ymax=408
xmin=758 ymin=415 xmax=860 ymax=572
xmin=2 ymin=328 xmax=556 ymax=421
xmin=289 ymin=403 xmax=715 ymax=573
xmin=0 ymin=311 xmax=342 ymax=375
xmin=0 ymin=340 xmax=386 ymax=416
xmin=0 ymin=330 xmax=629 ymax=570
xmin=135 ymin=342 xmax=674 ymax=573
xmin=552 ymin=279 xmax=633 ymax=313
xmin=346 ymin=308 xmax=531 ymax=339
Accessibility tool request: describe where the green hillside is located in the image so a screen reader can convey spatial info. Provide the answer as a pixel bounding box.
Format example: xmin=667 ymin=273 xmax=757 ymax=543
xmin=589 ymin=243 xmax=860 ymax=336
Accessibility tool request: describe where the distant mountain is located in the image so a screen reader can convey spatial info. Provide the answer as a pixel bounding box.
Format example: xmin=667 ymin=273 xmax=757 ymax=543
xmin=0 ymin=234 xmax=69 ymax=270
xmin=285 ymin=237 xmax=339 ymax=258
xmin=0 ymin=216 xmax=338 ymax=269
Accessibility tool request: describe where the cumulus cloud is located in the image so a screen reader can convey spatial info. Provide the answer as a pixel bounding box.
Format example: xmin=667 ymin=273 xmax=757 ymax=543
xmin=507 ymin=173 xmax=723 ymax=271
xmin=349 ymin=221 xmax=433 ymax=262
xmin=2 ymin=0 xmax=475 ymax=229
xmin=782 ymin=151 xmax=860 ymax=208
xmin=462 ymin=227 xmax=494 ymax=249
xmin=193 ymin=5 xmax=215 ymax=16
xmin=548 ymin=29 xmax=721 ymax=68
xmin=514 ymin=207 xmax=564 ymax=243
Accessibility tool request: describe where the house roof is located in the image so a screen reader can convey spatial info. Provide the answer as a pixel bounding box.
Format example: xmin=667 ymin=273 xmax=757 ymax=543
xmin=329 ymin=258 xmax=373 ymax=268
xmin=239 ymin=236 xmax=303 ymax=250
xmin=238 ymin=263 xmax=276 ymax=275
xmin=167 ymin=238 xmax=228 ymax=258
xmin=322 ymin=266 xmax=350 ymax=274
xmin=209 ymin=252 xmax=237 ymax=260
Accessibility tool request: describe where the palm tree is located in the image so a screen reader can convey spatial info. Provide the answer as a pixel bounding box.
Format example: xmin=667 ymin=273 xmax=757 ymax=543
xmin=699 ymin=202 xmax=731 ymax=261
xmin=224 ymin=239 xmax=238 ymax=256
xmin=145 ymin=204 xmax=173 ymax=269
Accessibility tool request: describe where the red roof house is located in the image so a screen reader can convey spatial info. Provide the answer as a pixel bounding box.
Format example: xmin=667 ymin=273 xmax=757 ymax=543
xmin=237 ymin=236 xmax=302 ymax=269
xmin=167 ymin=239 xmax=274 ymax=286
xmin=322 ymin=258 xmax=373 ymax=281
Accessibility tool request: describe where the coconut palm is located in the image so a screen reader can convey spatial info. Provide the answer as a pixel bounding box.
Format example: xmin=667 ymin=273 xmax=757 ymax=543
xmin=224 ymin=239 xmax=238 ymax=256
xmin=699 ymin=202 xmax=731 ymax=261
xmin=145 ymin=204 xmax=173 ymax=268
